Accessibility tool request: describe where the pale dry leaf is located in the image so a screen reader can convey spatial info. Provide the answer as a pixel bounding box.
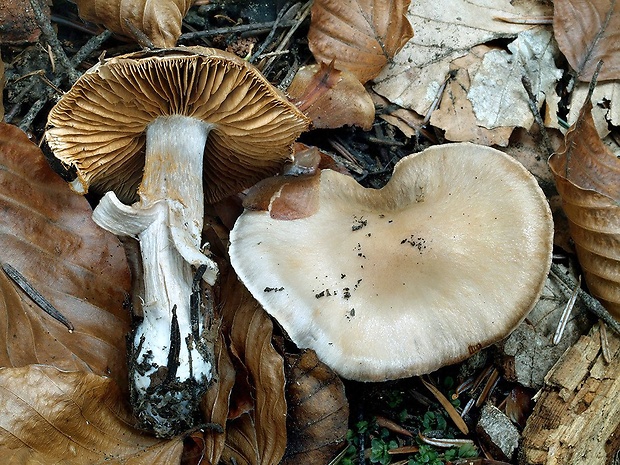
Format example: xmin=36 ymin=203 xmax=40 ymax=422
xmin=430 ymin=45 xmax=514 ymax=146
xmin=568 ymin=81 xmax=620 ymax=139
xmin=73 ymin=0 xmax=194 ymax=47
xmin=467 ymin=28 xmax=563 ymax=130
xmin=307 ymin=0 xmax=413 ymax=84
xmin=0 ymin=365 xmax=183 ymax=465
xmin=373 ymin=0 xmax=552 ymax=115
xmin=281 ymin=350 xmax=349 ymax=465
xmin=0 ymin=123 xmax=131 ymax=390
xmin=553 ymin=0 xmax=620 ymax=81
xmin=549 ymin=98 xmax=620 ymax=317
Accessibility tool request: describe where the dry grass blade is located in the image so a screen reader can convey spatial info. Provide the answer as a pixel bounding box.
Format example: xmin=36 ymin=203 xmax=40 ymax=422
xmin=549 ymin=97 xmax=620 ymax=317
xmin=307 ymin=0 xmax=413 ymax=84
xmin=553 ymin=0 xmax=620 ymax=81
xmin=421 ymin=377 xmax=469 ymax=435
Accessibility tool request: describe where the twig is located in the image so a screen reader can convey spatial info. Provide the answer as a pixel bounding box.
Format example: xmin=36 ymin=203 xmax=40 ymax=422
xmin=2 ymin=263 xmax=74 ymax=332
xmin=249 ymin=2 xmax=292 ymax=63
xmin=29 ymin=0 xmax=81 ymax=84
xmin=179 ymin=19 xmax=298 ymax=41
xmin=550 ymin=263 xmax=620 ymax=336
xmin=494 ymin=15 xmax=553 ymax=24
xmin=261 ymin=0 xmax=312 ymax=75
xmin=123 ymin=18 xmax=155 ymax=49
xmin=16 ymin=29 xmax=112 ymax=131
xmin=521 ymin=74 xmax=554 ymax=158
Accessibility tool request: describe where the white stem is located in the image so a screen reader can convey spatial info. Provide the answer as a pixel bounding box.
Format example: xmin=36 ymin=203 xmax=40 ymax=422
xmin=92 ymin=115 xmax=218 ymax=437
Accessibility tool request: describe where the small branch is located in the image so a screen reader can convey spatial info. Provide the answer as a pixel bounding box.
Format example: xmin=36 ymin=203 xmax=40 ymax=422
xmin=29 ymin=0 xmax=80 ymax=84
xmin=249 ymin=2 xmax=292 ymax=63
xmin=550 ymin=263 xmax=620 ymax=336
xmin=521 ymin=74 xmax=554 ymax=158
xmin=2 ymin=263 xmax=74 ymax=332
xmin=178 ymin=19 xmax=298 ymax=41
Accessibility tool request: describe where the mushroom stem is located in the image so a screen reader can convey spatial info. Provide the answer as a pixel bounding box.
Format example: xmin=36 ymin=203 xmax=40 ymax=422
xmin=92 ymin=115 xmax=217 ymax=436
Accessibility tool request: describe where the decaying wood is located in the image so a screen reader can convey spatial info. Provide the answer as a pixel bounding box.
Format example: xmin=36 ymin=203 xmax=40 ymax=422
xmin=520 ymin=322 xmax=620 ymax=464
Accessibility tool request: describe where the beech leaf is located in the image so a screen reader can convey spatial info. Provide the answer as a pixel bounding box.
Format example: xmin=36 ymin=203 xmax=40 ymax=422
xmin=549 ymin=98 xmax=620 ymax=316
xmin=429 ymin=45 xmax=514 ymax=146
xmin=281 ymin=350 xmax=349 ymax=465
xmin=307 ymin=0 xmax=413 ymax=84
xmin=217 ymin=268 xmax=287 ymax=465
xmin=0 ymin=123 xmax=131 ymax=391
xmin=288 ymin=63 xmax=375 ymax=130
xmin=0 ymin=365 xmax=183 ymax=464
xmin=553 ymin=0 xmax=620 ymax=81
xmin=467 ymin=28 xmax=562 ymax=130
xmin=73 ymin=0 xmax=194 ymax=47
xmin=373 ymin=0 xmax=552 ymax=116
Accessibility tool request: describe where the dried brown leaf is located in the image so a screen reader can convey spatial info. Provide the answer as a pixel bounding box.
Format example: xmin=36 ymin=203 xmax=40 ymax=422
xmin=549 ymin=98 xmax=620 ymax=317
xmin=553 ymin=0 xmax=620 ymax=81
xmin=0 ymin=123 xmax=131 ymax=389
xmin=281 ymin=350 xmax=349 ymax=465
xmin=74 ymin=0 xmax=194 ymax=47
xmin=0 ymin=365 xmax=183 ymax=465
xmin=218 ymin=268 xmax=287 ymax=465
xmin=0 ymin=0 xmax=46 ymax=44
xmin=288 ymin=63 xmax=375 ymax=130
xmin=430 ymin=45 xmax=514 ymax=147
xmin=0 ymin=51 xmax=4 ymax=121
xmin=308 ymin=0 xmax=413 ymax=84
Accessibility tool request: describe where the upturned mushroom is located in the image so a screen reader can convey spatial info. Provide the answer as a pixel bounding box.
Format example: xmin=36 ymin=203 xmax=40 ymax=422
xmin=229 ymin=143 xmax=553 ymax=381
xmin=45 ymin=46 xmax=309 ymax=436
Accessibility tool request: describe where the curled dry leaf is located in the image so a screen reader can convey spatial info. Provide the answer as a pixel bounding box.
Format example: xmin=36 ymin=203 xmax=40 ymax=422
xmin=287 ymin=63 xmax=375 ymax=130
xmin=0 ymin=50 xmax=4 ymax=120
xmin=308 ymin=0 xmax=413 ymax=84
xmin=217 ymin=268 xmax=287 ymax=465
xmin=0 ymin=365 xmax=183 ymax=465
xmin=0 ymin=123 xmax=131 ymax=389
xmin=281 ymin=349 xmax=349 ymax=465
xmin=242 ymin=143 xmax=345 ymax=221
xmin=553 ymin=0 xmax=620 ymax=81
xmin=73 ymin=0 xmax=194 ymax=47
xmin=549 ymin=98 xmax=620 ymax=317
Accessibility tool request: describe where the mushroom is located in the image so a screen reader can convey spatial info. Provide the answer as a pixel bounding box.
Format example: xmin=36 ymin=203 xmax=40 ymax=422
xmin=229 ymin=143 xmax=553 ymax=381
xmin=45 ymin=46 xmax=309 ymax=436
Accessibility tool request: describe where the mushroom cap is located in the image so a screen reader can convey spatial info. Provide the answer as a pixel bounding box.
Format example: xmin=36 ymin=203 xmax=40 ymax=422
xmin=45 ymin=46 xmax=310 ymax=203
xmin=229 ymin=143 xmax=554 ymax=381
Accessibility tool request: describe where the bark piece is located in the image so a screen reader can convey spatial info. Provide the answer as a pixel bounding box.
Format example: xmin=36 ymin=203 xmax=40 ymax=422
xmin=476 ymin=403 xmax=520 ymax=462
xmin=520 ymin=323 xmax=620 ymax=464
xmin=497 ymin=273 xmax=592 ymax=390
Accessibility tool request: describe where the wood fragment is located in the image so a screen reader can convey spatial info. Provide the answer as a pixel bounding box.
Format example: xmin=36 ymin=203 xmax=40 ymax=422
xmin=521 ymin=323 xmax=620 ymax=464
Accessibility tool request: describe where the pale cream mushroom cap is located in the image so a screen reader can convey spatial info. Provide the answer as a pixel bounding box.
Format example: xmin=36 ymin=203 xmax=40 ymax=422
xmin=229 ymin=143 xmax=554 ymax=381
